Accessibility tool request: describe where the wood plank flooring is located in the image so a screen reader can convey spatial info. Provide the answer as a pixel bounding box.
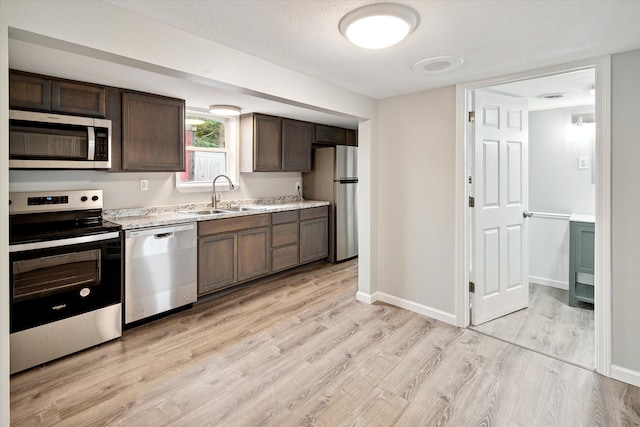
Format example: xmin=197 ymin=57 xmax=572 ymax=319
xmin=10 ymin=260 xmax=639 ymax=426
xmin=471 ymin=283 xmax=595 ymax=369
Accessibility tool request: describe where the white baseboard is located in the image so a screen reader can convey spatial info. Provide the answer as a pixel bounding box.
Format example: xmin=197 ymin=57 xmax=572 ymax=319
xmin=377 ymin=292 xmax=457 ymax=326
xmin=355 ymin=291 xmax=378 ymax=304
xmin=529 ymin=275 xmax=568 ymax=290
xmin=611 ymin=364 xmax=640 ymax=388
xmin=356 ymin=291 xmax=457 ymax=326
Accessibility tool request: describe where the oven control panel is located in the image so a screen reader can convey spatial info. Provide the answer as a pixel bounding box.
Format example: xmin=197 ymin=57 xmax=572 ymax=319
xmin=9 ymin=190 xmax=103 ymax=214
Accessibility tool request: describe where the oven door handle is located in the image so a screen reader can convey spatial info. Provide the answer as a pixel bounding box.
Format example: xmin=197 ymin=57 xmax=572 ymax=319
xmin=9 ymin=231 xmax=121 ymax=253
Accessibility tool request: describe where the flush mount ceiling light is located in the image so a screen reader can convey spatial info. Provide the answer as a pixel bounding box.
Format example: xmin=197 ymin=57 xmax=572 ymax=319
xmin=208 ymin=105 xmax=241 ymax=116
xmin=339 ymin=3 xmax=420 ymax=49
xmin=537 ymin=93 xmax=565 ymax=99
xmin=411 ymin=56 xmax=464 ymax=75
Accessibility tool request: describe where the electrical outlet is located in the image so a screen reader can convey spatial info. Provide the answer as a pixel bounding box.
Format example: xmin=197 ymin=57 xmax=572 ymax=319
xmin=295 ymin=181 xmax=301 ymax=192
xmin=140 ymin=179 xmax=148 ymax=191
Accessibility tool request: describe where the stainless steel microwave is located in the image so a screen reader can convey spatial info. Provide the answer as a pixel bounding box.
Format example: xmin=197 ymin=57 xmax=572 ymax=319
xmin=9 ymin=110 xmax=111 ymax=169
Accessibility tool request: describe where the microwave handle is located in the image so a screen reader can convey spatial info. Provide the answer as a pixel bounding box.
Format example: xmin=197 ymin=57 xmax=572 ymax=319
xmin=87 ymin=127 xmax=95 ymax=161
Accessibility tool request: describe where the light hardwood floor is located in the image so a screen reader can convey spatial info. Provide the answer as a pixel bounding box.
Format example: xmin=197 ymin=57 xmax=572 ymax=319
xmin=10 ymin=260 xmax=639 ymax=426
xmin=471 ymin=283 xmax=595 ymax=369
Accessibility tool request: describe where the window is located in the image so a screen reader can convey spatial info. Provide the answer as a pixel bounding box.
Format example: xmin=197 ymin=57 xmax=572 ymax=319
xmin=175 ymin=112 xmax=238 ymax=192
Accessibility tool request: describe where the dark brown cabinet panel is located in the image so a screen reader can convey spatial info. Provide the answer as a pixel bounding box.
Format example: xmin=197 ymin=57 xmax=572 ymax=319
xmin=316 ymin=124 xmax=346 ymax=145
xmin=241 ymin=113 xmax=313 ymax=172
xmin=346 ymin=129 xmax=358 ymax=147
xmin=9 ymin=71 xmax=50 ymax=111
xmin=244 ymin=113 xmax=281 ymax=172
xmin=300 ymin=206 xmax=329 ymax=264
xmin=272 ymin=245 xmax=299 ymax=272
xmin=198 ymin=232 xmax=237 ymax=295
xmin=198 ymin=214 xmax=271 ymax=297
xmin=121 ymin=91 xmax=185 ymax=172
xmin=51 ymin=80 xmax=106 ymax=117
xmin=272 ymin=222 xmax=298 ymax=247
xmin=9 ymin=70 xmax=107 ymax=117
xmin=281 ymin=119 xmax=312 ymax=171
xmin=238 ymin=227 xmax=271 ymax=282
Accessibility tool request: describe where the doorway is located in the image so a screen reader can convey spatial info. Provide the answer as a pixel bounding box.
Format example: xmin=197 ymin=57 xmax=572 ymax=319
xmin=456 ymin=59 xmax=611 ymax=374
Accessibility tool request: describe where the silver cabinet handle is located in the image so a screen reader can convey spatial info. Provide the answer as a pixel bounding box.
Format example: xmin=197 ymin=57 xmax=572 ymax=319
xmin=523 ymin=211 xmax=533 ymax=218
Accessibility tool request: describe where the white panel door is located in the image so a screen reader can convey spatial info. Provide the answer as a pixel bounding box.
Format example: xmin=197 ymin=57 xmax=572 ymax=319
xmin=471 ymin=90 xmax=529 ymax=325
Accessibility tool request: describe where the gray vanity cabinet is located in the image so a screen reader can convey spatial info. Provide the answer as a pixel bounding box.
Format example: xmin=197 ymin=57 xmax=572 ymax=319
xmin=569 ymin=220 xmax=595 ymax=306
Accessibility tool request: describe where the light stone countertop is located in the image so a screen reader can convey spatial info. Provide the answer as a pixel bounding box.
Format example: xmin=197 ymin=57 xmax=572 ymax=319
xmin=569 ymin=214 xmax=596 ymax=224
xmin=104 ymin=198 xmax=330 ymax=230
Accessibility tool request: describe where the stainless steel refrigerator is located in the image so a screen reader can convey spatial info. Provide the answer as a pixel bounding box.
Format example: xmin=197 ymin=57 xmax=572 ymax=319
xmin=303 ymin=146 xmax=358 ymax=262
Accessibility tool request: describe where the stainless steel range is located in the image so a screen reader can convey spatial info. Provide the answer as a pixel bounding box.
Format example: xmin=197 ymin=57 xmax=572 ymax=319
xmin=9 ymin=190 xmax=122 ymax=374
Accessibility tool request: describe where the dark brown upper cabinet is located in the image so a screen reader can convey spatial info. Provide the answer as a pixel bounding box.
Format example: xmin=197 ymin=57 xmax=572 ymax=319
xmin=346 ymin=129 xmax=358 ymax=147
xmin=9 ymin=70 xmax=106 ymax=117
xmin=121 ymin=91 xmax=185 ymax=172
xmin=315 ymin=124 xmax=346 ymax=145
xmin=241 ymin=113 xmax=312 ymax=173
xmin=281 ymin=119 xmax=312 ymax=172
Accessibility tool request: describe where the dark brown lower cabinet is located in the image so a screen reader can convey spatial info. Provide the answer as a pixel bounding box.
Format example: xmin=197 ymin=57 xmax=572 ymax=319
xmin=197 ymin=207 xmax=328 ymax=298
xmin=237 ymin=227 xmax=270 ymax=282
xmin=271 ymin=210 xmax=299 ymax=272
xmin=198 ymin=214 xmax=270 ymax=297
xmin=300 ymin=206 xmax=329 ymax=264
xmin=198 ymin=233 xmax=237 ymax=295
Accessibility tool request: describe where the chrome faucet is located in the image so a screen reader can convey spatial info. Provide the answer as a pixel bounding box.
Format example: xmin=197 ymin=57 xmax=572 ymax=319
xmin=212 ymin=174 xmax=235 ymax=209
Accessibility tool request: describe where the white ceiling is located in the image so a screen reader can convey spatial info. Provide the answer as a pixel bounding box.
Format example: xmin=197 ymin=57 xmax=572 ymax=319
xmin=104 ymin=0 xmax=640 ymax=99
xmin=10 ymin=1 xmax=633 ymax=125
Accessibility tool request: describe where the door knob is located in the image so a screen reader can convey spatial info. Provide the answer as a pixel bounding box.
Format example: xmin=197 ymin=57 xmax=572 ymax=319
xmin=523 ymin=211 xmax=533 ymax=218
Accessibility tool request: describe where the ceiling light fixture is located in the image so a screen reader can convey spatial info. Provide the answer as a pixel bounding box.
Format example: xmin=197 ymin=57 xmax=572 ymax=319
xmin=411 ymin=56 xmax=464 ymax=75
xmin=339 ymin=3 xmax=420 ymax=49
xmin=208 ymin=105 xmax=241 ymax=116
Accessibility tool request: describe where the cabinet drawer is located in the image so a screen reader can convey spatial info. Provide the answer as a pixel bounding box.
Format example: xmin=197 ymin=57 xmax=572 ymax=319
xmin=272 ymin=245 xmax=299 ymax=272
xmin=199 ymin=214 xmax=271 ymax=236
xmin=300 ymin=206 xmax=328 ymax=221
xmin=272 ymin=210 xmax=299 ymax=225
xmin=272 ymin=222 xmax=298 ymax=247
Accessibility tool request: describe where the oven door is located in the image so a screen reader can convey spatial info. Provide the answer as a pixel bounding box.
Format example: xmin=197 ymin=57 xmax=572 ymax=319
xmin=9 ymin=232 xmax=122 ymax=333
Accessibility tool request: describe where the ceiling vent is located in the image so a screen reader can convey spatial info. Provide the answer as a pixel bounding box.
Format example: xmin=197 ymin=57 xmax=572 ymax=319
xmin=537 ymin=92 xmax=565 ymax=99
xmin=411 ymin=56 xmax=464 ymax=75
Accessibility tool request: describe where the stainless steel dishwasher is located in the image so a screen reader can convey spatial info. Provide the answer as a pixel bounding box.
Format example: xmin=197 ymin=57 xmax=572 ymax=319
xmin=125 ymin=223 xmax=197 ymax=324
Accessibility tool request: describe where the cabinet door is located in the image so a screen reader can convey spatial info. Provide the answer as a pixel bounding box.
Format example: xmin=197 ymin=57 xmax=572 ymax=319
xmin=316 ymin=124 xmax=346 ymax=145
xmin=346 ymin=129 xmax=358 ymax=147
xmin=300 ymin=217 xmax=328 ymax=264
xmin=198 ymin=232 xmax=237 ymax=296
xmin=51 ymin=80 xmax=106 ymax=117
xmin=253 ymin=114 xmax=281 ymax=171
xmin=9 ymin=71 xmax=51 ymax=111
xmin=282 ymin=119 xmax=312 ymax=171
xmin=574 ymin=223 xmax=595 ymax=274
xmin=122 ymin=91 xmax=185 ymax=171
xmin=237 ymin=227 xmax=271 ymax=282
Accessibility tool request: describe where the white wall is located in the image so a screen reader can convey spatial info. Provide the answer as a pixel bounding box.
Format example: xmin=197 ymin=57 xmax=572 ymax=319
xmin=611 ymin=48 xmax=640 ymax=379
xmin=529 ymin=107 xmax=595 ymax=215
xmin=375 ymin=86 xmax=457 ymax=322
xmin=9 ymin=170 xmax=301 ymax=210
xmin=0 ymin=1 xmax=378 ymax=424
xmin=528 ymin=106 xmax=596 ymax=289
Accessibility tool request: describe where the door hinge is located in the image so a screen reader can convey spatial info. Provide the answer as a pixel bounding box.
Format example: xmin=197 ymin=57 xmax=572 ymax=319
xmin=469 ymin=282 xmax=475 ymax=293
xmin=469 ymin=196 xmax=475 ymax=207
xmin=468 ymin=111 xmax=475 ymax=122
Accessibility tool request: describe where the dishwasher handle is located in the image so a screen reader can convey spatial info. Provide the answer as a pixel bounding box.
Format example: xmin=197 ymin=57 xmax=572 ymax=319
xmin=126 ymin=223 xmax=195 ymax=239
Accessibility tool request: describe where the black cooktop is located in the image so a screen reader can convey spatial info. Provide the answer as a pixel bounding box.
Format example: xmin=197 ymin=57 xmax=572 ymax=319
xmin=9 ymin=209 xmax=122 ymax=245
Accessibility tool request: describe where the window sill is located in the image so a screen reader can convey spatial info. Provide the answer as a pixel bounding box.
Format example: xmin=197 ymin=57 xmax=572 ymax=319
xmin=174 ymin=181 xmax=240 ymax=194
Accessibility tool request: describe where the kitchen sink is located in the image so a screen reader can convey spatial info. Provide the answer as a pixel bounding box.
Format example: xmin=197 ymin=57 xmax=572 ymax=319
xmin=180 ymin=206 xmax=264 ymax=216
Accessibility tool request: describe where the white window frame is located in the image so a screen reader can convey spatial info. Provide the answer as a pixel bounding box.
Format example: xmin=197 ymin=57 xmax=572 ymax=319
xmin=175 ymin=111 xmax=239 ymax=193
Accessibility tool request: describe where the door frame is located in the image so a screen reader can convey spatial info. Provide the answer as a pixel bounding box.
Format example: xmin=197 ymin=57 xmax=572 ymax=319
xmin=454 ymin=56 xmax=612 ymax=376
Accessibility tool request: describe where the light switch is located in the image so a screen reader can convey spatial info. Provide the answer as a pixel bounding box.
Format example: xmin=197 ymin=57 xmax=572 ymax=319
xmin=140 ymin=179 xmax=148 ymax=191
xmin=578 ymin=157 xmax=589 ymax=169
